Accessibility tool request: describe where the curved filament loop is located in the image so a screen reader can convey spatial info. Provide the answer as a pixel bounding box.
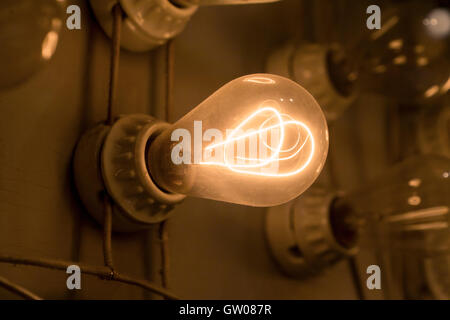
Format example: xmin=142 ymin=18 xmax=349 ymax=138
xmin=201 ymin=106 xmax=315 ymax=177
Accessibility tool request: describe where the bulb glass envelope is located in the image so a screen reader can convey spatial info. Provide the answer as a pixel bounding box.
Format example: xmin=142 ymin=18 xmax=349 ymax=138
xmin=354 ymin=2 xmax=450 ymax=103
xmin=0 ymin=0 xmax=65 ymax=88
xmin=148 ymin=74 xmax=329 ymax=207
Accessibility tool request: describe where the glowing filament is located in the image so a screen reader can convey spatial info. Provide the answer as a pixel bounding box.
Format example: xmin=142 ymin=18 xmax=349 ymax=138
xmin=201 ymin=105 xmax=315 ymax=177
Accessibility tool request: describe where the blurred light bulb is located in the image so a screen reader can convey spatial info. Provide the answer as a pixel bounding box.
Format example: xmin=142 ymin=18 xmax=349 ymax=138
xmin=424 ymin=8 xmax=450 ymax=39
xmin=424 ymin=230 xmax=450 ymax=299
xmin=336 ymin=155 xmax=449 ymax=241
xmin=0 ymin=0 xmax=65 ymax=89
xmin=417 ymin=96 xmax=450 ymax=158
xmin=353 ymin=1 xmax=450 ymax=103
xmin=148 ymin=74 xmax=329 ymax=206
xmin=333 ymin=155 xmax=449 ymax=299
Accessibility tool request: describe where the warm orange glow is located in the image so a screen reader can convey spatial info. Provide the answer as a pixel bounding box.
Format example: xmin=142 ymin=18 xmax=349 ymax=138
xmin=41 ymin=31 xmax=59 ymax=60
xmin=201 ymin=106 xmax=315 ymax=177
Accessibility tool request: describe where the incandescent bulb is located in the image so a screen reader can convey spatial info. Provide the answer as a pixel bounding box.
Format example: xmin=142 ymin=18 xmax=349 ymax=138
xmin=417 ymin=96 xmax=450 ymax=158
xmin=335 ymin=155 xmax=449 ymax=244
xmin=333 ymin=155 xmax=449 ymax=299
xmin=73 ymin=74 xmax=328 ymax=230
xmin=148 ymin=74 xmax=329 ymax=206
xmin=0 ymin=0 xmax=65 ymax=89
xmin=353 ymin=1 xmax=450 ymax=103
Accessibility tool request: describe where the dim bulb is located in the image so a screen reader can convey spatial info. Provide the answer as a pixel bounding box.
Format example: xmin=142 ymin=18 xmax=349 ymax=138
xmin=417 ymin=97 xmax=450 ymax=158
xmin=0 ymin=0 xmax=65 ymax=88
xmin=352 ymin=1 xmax=450 ymax=103
xmin=335 ymin=155 xmax=449 ymax=236
xmin=148 ymin=74 xmax=329 ymax=207
xmin=333 ymin=155 xmax=449 ymax=299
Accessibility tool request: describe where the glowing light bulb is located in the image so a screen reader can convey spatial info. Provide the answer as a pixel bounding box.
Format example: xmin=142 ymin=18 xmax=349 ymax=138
xmin=0 ymin=0 xmax=65 ymax=88
xmin=148 ymin=74 xmax=329 ymax=206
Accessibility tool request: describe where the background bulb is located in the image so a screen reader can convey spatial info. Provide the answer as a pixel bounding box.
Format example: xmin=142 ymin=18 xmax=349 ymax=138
xmin=148 ymin=74 xmax=329 ymax=207
xmin=352 ymin=0 xmax=450 ymax=103
xmin=0 ymin=0 xmax=64 ymax=89
xmin=333 ymin=154 xmax=450 ymax=299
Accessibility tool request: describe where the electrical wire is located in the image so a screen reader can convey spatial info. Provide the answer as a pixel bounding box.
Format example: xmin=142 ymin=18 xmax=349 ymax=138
xmin=158 ymin=39 xmax=175 ymax=293
xmin=165 ymin=39 xmax=175 ymax=123
xmin=0 ymin=254 xmax=179 ymax=300
xmin=106 ymin=4 xmax=123 ymax=125
xmin=159 ymin=221 xmax=170 ymax=290
xmin=103 ymin=194 xmax=114 ymax=271
xmin=0 ymin=275 xmax=43 ymax=300
xmin=347 ymin=257 xmax=365 ymax=300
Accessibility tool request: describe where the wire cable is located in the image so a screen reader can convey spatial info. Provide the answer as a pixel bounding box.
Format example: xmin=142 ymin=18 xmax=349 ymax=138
xmin=106 ymin=4 xmax=123 ymax=125
xmin=103 ymin=194 xmax=114 ymax=271
xmin=0 ymin=254 xmax=179 ymax=300
xmin=0 ymin=275 xmax=43 ymax=300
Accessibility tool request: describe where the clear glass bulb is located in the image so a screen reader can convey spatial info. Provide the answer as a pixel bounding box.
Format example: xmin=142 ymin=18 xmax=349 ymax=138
xmin=335 ymin=155 xmax=449 ymax=233
xmin=333 ymin=155 xmax=450 ymax=299
xmin=352 ymin=1 xmax=450 ymax=103
xmin=416 ymin=95 xmax=450 ymax=158
xmin=148 ymin=74 xmax=329 ymax=206
xmin=0 ymin=0 xmax=65 ymax=89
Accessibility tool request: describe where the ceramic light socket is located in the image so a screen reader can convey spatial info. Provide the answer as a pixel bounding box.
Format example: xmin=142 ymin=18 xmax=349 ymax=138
xmin=73 ymin=114 xmax=185 ymax=232
xmin=265 ymin=187 xmax=359 ymax=278
xmin=90 ymin=0 xmax=198 ymax=52
xmin=266 ymin=43 xmax=357 ymax=122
